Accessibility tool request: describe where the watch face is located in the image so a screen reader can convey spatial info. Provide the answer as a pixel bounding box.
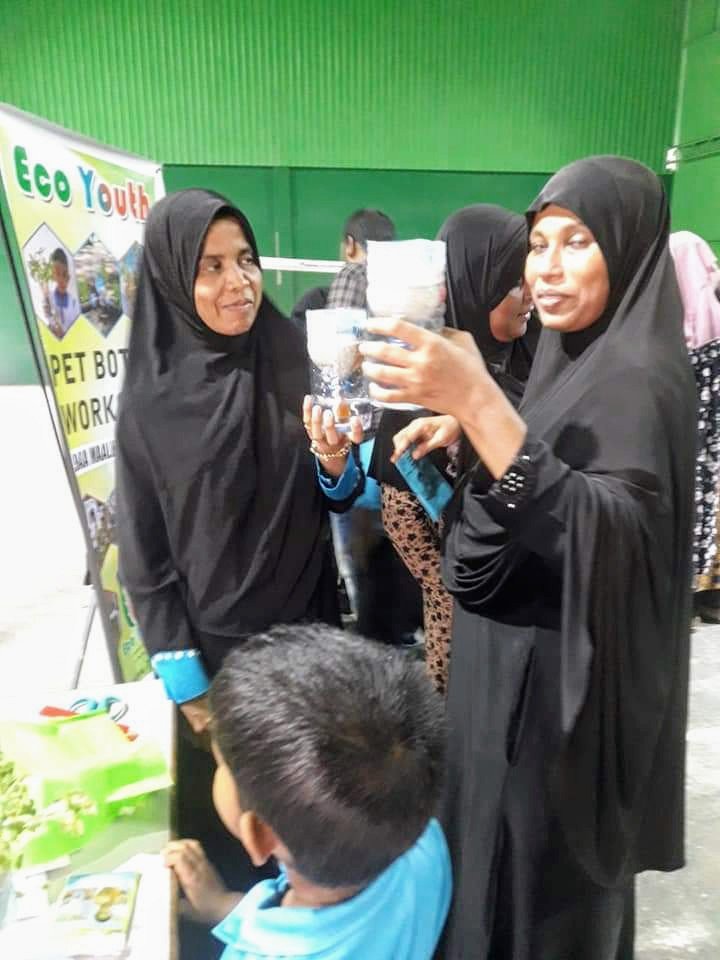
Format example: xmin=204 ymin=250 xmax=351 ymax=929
xmin=494 ymin=453 xmax=534 ymax=510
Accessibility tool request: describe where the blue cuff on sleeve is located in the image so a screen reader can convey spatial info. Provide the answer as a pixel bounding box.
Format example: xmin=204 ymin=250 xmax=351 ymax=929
xmin=316 ymin=449 xmax=361 ymax=501
xmin=151 ymin=649 xmax=210 ymax=704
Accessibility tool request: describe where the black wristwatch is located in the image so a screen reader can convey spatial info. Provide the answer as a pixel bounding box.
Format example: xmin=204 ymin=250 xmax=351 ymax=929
xmin=488 ymin=449 xmax=537 ymax=511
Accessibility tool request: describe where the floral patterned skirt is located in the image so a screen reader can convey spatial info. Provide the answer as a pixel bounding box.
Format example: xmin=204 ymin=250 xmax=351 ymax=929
xmin=381 ymin=484 xmax=452 ymax=694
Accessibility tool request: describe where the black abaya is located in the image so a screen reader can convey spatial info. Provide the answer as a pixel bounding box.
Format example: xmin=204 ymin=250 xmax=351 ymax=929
xmin=439 ymin=158 xmax=695 ymax=959
xmin=115 ymin=193 xmax=354 ymax=956
xmin=116 ymin=190 xmax=352 ymax=678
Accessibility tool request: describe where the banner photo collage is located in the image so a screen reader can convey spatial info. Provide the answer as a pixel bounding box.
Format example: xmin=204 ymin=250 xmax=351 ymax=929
xmin=0 ymin=104 xmax=165 ymax=680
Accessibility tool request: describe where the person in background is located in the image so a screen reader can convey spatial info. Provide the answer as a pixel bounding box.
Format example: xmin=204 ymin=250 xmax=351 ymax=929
xmin=116 ymin=190 xmax=362 ymax=920
xmin=327 ymin=208 xmax=395 ymax=309
xmin=46 ymin=247 xmax=80 ymax=337
xmin=323 ymin=208 xmax=422 ymax=642
xmin=289 ymin=207 xmax=394 ymax=339
xmin=670 ymin=230 xmax=720 ymax=623
xmin=370 ymin=205 xmax=533 ymax=693
xmin=290 ymin=284 xmax=328 ymax=337
xmin=361 ymin=157 xmax=695 ymax=959
xmin=165 ymin=624 xmax=451 ymax=960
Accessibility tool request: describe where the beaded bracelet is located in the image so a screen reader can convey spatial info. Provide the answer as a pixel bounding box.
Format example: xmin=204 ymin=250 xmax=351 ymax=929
xmin=310 ymin=440 xmax=352 ymax=461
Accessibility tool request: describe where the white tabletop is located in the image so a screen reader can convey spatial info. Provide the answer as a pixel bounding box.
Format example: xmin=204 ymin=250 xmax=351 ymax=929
xmin=0 ymin=678 xmax=176 ymax=959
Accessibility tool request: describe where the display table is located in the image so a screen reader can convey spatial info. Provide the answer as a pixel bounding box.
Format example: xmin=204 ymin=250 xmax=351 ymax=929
xmin=0 ymin=678 xmax=176 ymax=959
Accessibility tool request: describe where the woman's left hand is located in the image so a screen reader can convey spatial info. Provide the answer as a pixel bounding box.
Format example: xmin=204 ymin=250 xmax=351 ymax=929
xmin=359 ymin=319 xmax=493 ymax=417
xmin=302 ymin=396 xmax=364 ymax=478
xmin=391 ymin=414 xmax=461 ymax=462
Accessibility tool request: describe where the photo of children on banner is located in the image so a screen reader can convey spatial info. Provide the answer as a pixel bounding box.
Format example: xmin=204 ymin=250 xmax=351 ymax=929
xmin=23 ymin=223 xmax=81 ymax=339
xmin=102 ymin=588 xmax=122 ymax=641
xmin=119 ymin=241 xmax=143 ymax=320
xmin=83 ymin=490 xmax=117 ymax=560
xmin=74 ymin=233 xmax=123 ymax=336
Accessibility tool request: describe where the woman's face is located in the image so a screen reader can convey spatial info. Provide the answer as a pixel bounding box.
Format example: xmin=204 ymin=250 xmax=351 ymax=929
xmin=488 ymin=282 xmax=532 ymax=342
xmin=194 ymin=218 xmax=263 ymax=335
xmin=526 ymin=205 xmax=610 ymax=333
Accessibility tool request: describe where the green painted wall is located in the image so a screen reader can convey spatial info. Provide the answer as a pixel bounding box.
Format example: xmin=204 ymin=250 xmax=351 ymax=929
xmin=0 ymin=230 xmax=37 ymax=384
xmin=163 ymin=165 xmax=550 ymax=313
xmin=1 ymin=0 xmax=684 ymax=173
xmin=0 ymin=0 xmax=688 ymax=382
xmin=671 ymin=0 xmax=720 ymax=256
xmin=0 ymin=162 xmax=550 ymax=382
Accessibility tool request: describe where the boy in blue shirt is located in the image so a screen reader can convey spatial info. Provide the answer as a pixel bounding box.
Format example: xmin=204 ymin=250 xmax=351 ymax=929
xmin=165 ymin=624 xmax=451 ymax=959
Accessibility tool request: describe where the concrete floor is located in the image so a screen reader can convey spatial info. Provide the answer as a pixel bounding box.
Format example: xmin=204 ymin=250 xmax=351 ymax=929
xmin=0 ymin=386 xmax=718 ymax=956
xmin=635 ymin=624 xmax=720 ymax=960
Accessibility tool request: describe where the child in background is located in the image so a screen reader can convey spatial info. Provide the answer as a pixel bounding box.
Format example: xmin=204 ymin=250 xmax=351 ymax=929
xmin=165 ymin=624 xmax=450 ymax=960
xmin=47 ymin=248 xmax=80 ymax=336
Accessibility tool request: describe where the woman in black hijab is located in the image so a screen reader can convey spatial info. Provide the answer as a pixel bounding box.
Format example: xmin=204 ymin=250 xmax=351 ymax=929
xmin=360 ymin=157 xmax=695 ymax=958
xmin=116 ymin=189 xmax=361 ymax=888
xmin=441 ymin=204 xmax=534 ymax=405
xmin=371 ymin=205 xmax=532 ymax=694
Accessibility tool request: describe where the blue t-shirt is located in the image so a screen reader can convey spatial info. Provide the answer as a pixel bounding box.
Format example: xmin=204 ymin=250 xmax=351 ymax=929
xmin=212 ymin=818 xmax=451 ymax=960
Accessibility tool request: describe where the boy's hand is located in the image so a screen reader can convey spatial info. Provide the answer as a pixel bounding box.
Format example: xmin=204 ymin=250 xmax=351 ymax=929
xmin=164 ymin=839 xmax=242 ymax=924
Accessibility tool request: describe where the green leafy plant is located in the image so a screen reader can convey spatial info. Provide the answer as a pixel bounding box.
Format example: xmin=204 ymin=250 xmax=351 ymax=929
xmin=26 ymin=249 xmax=53 ymax=285
xmin=0 ymin=750 xmax=96 ymax=874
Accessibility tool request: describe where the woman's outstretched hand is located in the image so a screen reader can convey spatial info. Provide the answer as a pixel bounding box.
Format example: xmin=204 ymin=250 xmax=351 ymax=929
xmin=302 ymin=396 xmax=363 ymax=478
xmin=179 ymin=694 xmax=211 ymax=734
xmin=359 ymin=319 xmax=492 ymax=416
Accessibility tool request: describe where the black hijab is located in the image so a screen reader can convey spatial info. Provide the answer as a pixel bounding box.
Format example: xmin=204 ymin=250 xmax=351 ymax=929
xmin=440 ymin=202 xmax=534 ymax=418
xmin=290 ymin=284 xmax=329 ymax=337
xmin=117 ymin=189 xmax=330 ymax=673
xmin=444 ymin=157 xmax=696 ymax=884
xmin=439 ymin=203 xmax=527 ymax=366
xmin=370 ymin=205 xmax=530 ymax=487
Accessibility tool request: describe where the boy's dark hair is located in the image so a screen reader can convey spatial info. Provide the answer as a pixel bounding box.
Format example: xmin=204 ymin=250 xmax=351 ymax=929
xmin=210 ymin=624 xmax=445 ymax=888
xmin=51 ymin=247 xmax=68 ymax=267
xmin=342 ymin=209 xmax=395 ymax=250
